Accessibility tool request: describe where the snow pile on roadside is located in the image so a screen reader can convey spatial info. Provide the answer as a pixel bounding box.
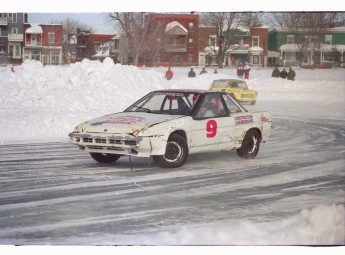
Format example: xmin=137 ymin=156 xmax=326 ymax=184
xmin=54 ymin=204 xmax=345 ymax=245
xmin=0 ymin=58 xmax=344 ymax=144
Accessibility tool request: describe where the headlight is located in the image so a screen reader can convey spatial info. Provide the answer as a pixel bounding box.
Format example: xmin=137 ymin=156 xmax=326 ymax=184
xmin=74 ymin=123 xmax=85 ymax=133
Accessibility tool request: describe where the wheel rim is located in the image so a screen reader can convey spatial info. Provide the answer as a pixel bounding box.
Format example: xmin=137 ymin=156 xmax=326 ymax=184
xmin=247 ymin=135 xmax=258 ymax=154
xmin=163 ymin=141 xmax=182 ymax=162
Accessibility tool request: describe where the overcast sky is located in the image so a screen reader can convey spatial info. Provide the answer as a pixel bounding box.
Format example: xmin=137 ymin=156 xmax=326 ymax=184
xmin=28 ymin=13 xmax=117 ymax=34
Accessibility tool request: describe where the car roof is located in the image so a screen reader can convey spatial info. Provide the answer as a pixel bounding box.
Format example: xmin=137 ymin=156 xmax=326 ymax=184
xmin=212 ymin=79 xmax=245 ymax=82
xmin=152 ymin=89 xmax=219 ymax=94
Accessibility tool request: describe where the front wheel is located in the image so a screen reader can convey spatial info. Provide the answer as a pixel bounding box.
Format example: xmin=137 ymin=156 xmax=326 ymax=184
xmin=90 ymin=153 xmax=121 ymax=163
xmin=153 ymin=134 xmax=188 ymax=168
xmin=237 ymin=129 xmax=260 ymax=159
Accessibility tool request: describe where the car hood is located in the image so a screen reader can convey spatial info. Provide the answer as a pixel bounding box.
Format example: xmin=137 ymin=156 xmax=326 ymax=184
xmin=76 ymin=111 xmax=184 ymax=135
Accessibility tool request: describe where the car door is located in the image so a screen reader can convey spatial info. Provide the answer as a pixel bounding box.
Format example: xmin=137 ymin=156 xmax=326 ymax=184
xmin=188 ymin=93 xmax=236 ymax=153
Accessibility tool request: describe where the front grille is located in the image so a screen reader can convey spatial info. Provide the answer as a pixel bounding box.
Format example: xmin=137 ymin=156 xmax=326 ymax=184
xmin=109 ymin=139 xmax=122 ymax=144
xmin=125 ymin=140 xmax=137 ymax=146
xmin=241 ymin=94 xmax=254 ymax=98
xmin=81 ymin=136 xmax=138 ymax=146
xmin=87 ymin=146 xmax=104 ymax=150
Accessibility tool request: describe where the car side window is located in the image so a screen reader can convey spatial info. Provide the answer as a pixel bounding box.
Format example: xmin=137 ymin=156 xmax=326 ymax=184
xmin=195 ymin=94 xmax=227 ymax=118
xmin=223 ymin=94 xmax=241 ymax=114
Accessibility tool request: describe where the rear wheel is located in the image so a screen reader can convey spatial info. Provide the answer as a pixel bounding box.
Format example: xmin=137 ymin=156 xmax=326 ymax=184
xmin=90 ymin=153 xmax=121 ymax=163
xmin=153 ymin=134 xmax=188 ymax=168
xmin=251 ymin=100 xmax=256 ymax=105
xmin=237 ymin=129 xmax=260 ymax=159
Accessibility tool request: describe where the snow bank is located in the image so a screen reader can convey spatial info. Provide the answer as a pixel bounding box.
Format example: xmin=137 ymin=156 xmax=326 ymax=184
xmin=0 ymin=58 xmax=344 ymax=144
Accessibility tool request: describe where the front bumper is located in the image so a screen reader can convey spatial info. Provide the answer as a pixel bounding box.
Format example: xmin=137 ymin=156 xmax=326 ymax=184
xmin=68 ymin=132 xmax=166 ymax=157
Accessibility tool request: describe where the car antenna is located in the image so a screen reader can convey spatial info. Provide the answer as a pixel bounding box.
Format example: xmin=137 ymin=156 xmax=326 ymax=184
xmin=129 ymin=155 xmax=133 ymax=171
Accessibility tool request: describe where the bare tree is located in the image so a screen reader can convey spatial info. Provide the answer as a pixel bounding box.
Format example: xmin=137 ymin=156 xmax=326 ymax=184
xmin=269 ymin=12 xmax=342 ymax=66
xmin=51 ymin=18 xmax=94 ymax=63
xmin=109 ymin=13 xmax=173 ymax=67
xmin=200 ymin=12 xmax=244 ymax=68
xmin=109 ymin=13 xmax=150 ymax=66
xmin=241 ymin=12 xmax=263 ymax=28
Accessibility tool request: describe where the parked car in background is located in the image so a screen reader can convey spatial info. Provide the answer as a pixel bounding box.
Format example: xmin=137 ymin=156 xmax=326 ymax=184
xmin=209 ymin=79 xmax=258 ymax=105
xmin=69 ymin=89 xmax=272 ymax=168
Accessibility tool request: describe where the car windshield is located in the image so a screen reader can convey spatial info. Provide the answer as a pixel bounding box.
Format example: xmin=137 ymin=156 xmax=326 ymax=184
xmin=125 ymin=92 xmax=201 ymax=116
xmin=211 ymin=80 xmax=248 ymax=89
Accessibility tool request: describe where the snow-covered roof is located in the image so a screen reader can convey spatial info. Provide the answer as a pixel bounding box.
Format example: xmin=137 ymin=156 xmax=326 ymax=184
xmin=26 ymin=24 xmax=43 ymax=34
xmin=92 ymin=42 xmax=110 ymax=58
xmin=280 ymin=43 xmax=345 ymax=52
xmin=165 ymin=21 xmax=188 ymax=33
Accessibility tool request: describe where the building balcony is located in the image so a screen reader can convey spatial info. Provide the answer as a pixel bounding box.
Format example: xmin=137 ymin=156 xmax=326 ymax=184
xmin=0 ymin=17 xmax=8 ymax=26
xmin=8 ymin=34 xmax=24 ymax=42
xmin=25 ymin=42 xmax=43 ymax=47
xmin=164 ymin=43 xmax=187 ymax=53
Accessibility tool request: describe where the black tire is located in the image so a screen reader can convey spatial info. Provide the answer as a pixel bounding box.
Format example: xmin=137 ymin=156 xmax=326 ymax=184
xmin=237 ymin=129 xmax=260 ymax=159
xmin=251 ymin=100 xmax=256 ymax=105
xmin=153 ymin=134 xmax=188 ymax=168
xmin=90 ymin=153 xmax=121 ymax=163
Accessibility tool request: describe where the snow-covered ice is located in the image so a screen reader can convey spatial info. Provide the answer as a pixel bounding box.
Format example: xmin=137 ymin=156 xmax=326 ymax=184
xmin=0 ymin=59 xmax=344 ymax=248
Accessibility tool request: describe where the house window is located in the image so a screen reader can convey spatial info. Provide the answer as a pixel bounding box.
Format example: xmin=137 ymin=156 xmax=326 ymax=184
xmin=156 ymin=53 xmax=161 ymax=63
xmin=189 ymin=22 xmax=194 ymax=32
xmin=188 ymin=38 xmax=193 ymax=48
xmin=253 ymin=55 xmax=259 ymax=64
xmin=31 ymin=34 xmax=37 ymax=46
xmin=31 ymin=49 xmax=41 ymax=61
xmin=285 ymin=52 xmax=294 ymax=61
xmin=287 ymin=35 xmax=294 ymax=44
xmin=9 ymin=43 xmax=21 ymax=58
xmin=325 ymin=35 xmax=332 ymax=45
xmin=188 ymin=54 xmax=193 ymax=63
xmin=8 ymin=13 xmax=17 ymax=23
xmin=173 ymin=53 xmax=180 ymax=63
xmin=209 ymin=35 xmax=216 ymax=46
xmin=94 ymin=43 xmax=101 ymax=52
xmin=11 ymin=28 xmax=18 ymax=34
xmin=252 ymin=36 xmax=259 ymax=47
xmin=51 ymin=50 xmax=60 ymax=65
xmin=48 ymin=33 xmax=55 ymax=44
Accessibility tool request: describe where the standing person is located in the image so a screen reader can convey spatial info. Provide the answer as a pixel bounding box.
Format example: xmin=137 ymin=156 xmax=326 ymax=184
xmin=165 ymin=67 xmax=173 ymax=80
xmin=213 ymin=68 xmax=218 ymax=74
xmin=244 ymin=62 xmax=251 ymax=80
xmin=280 ymin=67 xmax=288 ymax=79
xmin=271 ymin=65 xmax=280 ymax=78
xmin=188 ymin=67 xmax=196 ymax=78
xmin=287 ymin=67 xmax=296 ymax=81
xmin=237 ymin=63 xmax=244 ymax=79
xmin=200 ymin=67 xmax=207 ymax=75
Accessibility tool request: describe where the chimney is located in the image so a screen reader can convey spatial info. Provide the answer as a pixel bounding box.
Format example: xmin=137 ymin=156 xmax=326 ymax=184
xmin=24 ymin=13 xmax=28 ymax=23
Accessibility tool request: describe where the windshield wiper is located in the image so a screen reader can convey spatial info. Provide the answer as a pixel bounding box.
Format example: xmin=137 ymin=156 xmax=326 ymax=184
xmin=134 ymin=105 xmax=151 ymax=113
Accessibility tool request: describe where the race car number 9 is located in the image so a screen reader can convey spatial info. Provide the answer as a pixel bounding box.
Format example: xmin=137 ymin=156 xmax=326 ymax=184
xmin=206 ymin=120 xmax=217 ymax=138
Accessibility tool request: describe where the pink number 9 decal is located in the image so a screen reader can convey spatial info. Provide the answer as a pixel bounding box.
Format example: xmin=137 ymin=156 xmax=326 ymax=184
xmin=206 ymin=120 xmax=217 ymax=138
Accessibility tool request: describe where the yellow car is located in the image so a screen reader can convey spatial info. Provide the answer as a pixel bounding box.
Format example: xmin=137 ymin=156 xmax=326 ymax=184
xmin=209 ymin=79 xmax=257 ymax=105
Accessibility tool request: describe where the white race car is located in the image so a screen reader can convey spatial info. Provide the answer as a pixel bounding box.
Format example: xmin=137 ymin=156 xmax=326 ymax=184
xmin=69 ymin=89 xmax=273 ymax=168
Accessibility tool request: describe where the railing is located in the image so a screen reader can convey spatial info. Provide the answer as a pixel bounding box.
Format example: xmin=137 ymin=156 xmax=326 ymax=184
xmin=164 ymin=43 xmax=187 ymax=52
xmin=8 ymin=34 xmax=24 ymax=42
xmin=25 ymin=42 xmax=43 ymax=47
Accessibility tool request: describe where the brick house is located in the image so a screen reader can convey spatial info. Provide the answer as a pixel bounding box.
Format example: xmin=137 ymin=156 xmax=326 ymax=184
xmin=145 ymin=13 xmax=200 ymax=67
xmin=23 ymin=23 xmax=63 ymax=65
xmin=76 ymin=29 xmax=113 ymax=62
